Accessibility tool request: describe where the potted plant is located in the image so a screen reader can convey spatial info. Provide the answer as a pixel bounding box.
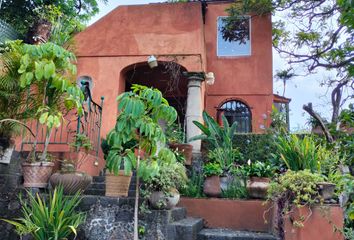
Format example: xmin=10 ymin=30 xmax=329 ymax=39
xmin=2 ymin=186 xmax=85 ymax=240
xmin=242 ymin=160 xmax=275 ymax=199
xmin=49 ymin=133 xmax=93 ymax=194
xmin=10 ymin=41 xmax=83 ymax=188
xmin=266 ymin=170 xmax=326 ymax=237
xmin=105 ymin=84 xmax=177 ymax=240
xmin=165 ymin=123 xmax=193 ymax=165
xmin=145 ymin=159 xmax=187 ymax=210
xmin=203 ymin=162 xmax=223 ymax=197
xmin=207 ymin=147 xmax=243 ymax=191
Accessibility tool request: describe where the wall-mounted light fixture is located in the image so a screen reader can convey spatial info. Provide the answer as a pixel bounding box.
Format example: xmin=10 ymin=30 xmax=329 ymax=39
xmin=205 ymin=72 xmax=215 ymax=85
xmin=147 ymin=55 xmax=158 ymax=69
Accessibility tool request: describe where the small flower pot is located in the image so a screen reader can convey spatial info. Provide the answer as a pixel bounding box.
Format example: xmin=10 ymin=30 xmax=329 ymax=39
xmin=149 ymin=189 xmax=180 ymax=210
xmin=50 ymin=171 xmax=92 ymax=195
xmin=246 ymin=177 xmax=270 ymax=199
xmin=169 ymin=143 xmax=193 ymax=165
xmin=203 ymin=175 xmax=221 ymax=197
xmin=22 ymin=162 xmax=55 ymax=188
xmin=317 ymin=182 xmax=336 ymax=200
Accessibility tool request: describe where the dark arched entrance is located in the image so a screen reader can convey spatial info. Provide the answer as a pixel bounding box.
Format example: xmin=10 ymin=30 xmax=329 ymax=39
xmin=123 ymin=62 xmax=188 ymax=125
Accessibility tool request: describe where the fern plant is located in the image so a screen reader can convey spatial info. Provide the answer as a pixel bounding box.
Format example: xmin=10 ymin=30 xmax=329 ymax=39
xmin=0 ymin=41 xmax=38 ymax=145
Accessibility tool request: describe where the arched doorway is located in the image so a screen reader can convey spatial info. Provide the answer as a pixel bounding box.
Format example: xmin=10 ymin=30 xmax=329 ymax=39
xmin=123 ymin=62 xmax=188 ymax=125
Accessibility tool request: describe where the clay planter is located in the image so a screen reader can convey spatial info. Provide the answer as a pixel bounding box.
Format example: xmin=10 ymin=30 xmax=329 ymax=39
xmin=50 ymin=172 xmax=92 ymax=195
xmin=105 ymin=171 xmax=132 ymax=197
xmin=22 ymin=162 xmax=55 ymax=188
xmin=317 ymin=182 xmax=336 ymax=200
xmin=246 ymin=177 xmax=270 ymax=199
xmin=168 ymin=143 xmax=193 ymax=165
xmin=149 ymin=189 xmax=180 ymax=210
xmin=203 ymin=175 xmax=221 ymax=197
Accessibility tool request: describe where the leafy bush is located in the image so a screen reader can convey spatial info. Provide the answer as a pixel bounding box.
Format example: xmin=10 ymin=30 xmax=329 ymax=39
xmin=203 ymin=162 xmax=223 ymax=177
xmin=267 ymin=170 xmax=326 ymax=229
xmin=275 ymin=135 xmax=325 ymax=173
xmin=267 ymin=170 xmax=325 ymax=208
xmin=180 ymin=171 xmax=204 ymax=198
xmin=239 ymin=160 xmax=275 ymax=178
xmin=2 ymin=186 xmax=85 ymax=240
xmin=221 ymin=178 xmax=248 ymax=199
xmin=165 ymin=123 xmax=185 ymax=144
xmin=232 ymin=133 xmax=277 ymax=164
xmin=207 ymin=147 xmax=243 ymax=172
xmin=144 ymin=161 xmax=188 ymax=194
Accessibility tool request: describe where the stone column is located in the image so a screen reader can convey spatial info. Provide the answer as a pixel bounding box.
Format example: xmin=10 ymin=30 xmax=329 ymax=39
xmin=185 ymin=73 xmax=204 ymax=153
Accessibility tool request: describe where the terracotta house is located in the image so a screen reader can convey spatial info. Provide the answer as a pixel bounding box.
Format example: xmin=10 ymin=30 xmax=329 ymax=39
xmin=70 ymin=0 xmax=289 ymax=172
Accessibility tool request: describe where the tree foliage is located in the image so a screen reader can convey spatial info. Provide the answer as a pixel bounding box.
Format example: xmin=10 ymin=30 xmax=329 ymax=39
xmin=0 ymin=0 xmax=106 ymax=37
xmin=227 ymin=0 xmax=353 ymax=123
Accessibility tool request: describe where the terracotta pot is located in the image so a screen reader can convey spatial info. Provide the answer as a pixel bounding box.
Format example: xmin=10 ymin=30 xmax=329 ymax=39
xmin=149 ymin=189 xmax=180 ymax=210
xmin=203 ymin=175 xmax=221 ymax=197
xmin=105 ymin=171 xmax=132 ymax=197
xmin=22 ymin=162 xmax=55 ymax=188
xmin=317 ymin=182 xmax=336 ymax=200
xmin=246 ymin=177 xmax=270 ymax=199
xmin=169 ymin=143 xmax=193 ymax=165
xmin=50 ymin=172 xmax=92 ymax=195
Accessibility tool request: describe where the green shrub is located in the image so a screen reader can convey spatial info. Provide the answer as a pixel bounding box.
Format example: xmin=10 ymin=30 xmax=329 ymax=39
xmin=221 ymin=178 xmax=248 ymax=199
xmin=275 ymin=134 xmax=334 ymax=173
xmin=232 ymin=133 xmax=277 ymax=164
xmin=2 ymin=186 xmax=85 ymax=240
xmin=239 ymin=160 xmax=275 ymax=178
xmin=203 ymin=162 xmax=223 ymax=177
xmin=180 ymin=171 xmax=204 ymax=198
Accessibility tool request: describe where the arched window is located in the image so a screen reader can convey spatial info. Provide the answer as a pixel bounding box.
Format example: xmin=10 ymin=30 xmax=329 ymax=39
xmin=218 ymin=100 xmax=252 ymax=133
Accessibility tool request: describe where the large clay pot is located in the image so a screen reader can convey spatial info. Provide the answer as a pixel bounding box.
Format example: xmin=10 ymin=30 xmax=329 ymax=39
xmin=22 ymin=162 xmax=55 ymax=188
xmin=203 ymin=176 xmax=221 ymax=197
xmin=50 ymin=172 xmax=92 ymax=195
xmin=149 ymin=189 xmax=180 ymax=210
xmin=317 ymin=182 xmax=336 ymax=200
xmin=246 ymin=177 xmax=270 ymax=199
xmin=169 ymin=143 xmax=193 ymax=165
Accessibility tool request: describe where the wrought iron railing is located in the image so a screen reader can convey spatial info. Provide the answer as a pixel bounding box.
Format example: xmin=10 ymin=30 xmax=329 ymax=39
xmin=20 ymin=86 xmax=104 ymax=160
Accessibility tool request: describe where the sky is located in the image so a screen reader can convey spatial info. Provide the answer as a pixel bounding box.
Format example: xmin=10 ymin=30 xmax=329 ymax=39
xmin=88 ymin=0 xmax=348 ymax=131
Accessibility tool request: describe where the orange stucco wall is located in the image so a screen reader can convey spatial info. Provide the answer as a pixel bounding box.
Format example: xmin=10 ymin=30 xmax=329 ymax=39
xmin=75 ymin=1 xmax=273 ymax=136
xmin=204 ymin=3 xmax=273 ymax=132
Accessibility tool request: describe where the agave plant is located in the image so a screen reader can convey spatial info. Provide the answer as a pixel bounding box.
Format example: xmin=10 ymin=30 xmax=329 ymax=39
xmin=2 ymin=186 xmax=85 ymax=240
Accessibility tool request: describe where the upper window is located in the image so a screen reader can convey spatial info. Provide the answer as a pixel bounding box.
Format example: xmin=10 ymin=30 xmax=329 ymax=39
xmin=218 ymin=100 xmax=252 ymax=133
xmin=217 ymin=16 xmax=251 ymax=57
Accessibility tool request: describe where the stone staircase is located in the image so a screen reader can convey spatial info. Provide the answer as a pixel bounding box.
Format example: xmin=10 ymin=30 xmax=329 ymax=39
xmin=82 ymin=174 xmax=279 ymax=240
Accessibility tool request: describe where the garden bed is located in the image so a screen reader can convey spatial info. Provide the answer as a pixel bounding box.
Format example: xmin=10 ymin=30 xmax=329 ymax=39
xmin=178 ymin=197 xmax=273 ymax=232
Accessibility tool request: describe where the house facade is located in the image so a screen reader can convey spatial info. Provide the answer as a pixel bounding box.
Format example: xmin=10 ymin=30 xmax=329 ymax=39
xmin=74 ymin=1 xmax=289 ymax=156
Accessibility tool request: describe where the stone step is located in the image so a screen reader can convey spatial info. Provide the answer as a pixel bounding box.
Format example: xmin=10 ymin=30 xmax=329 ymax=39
xmin=84 ymin=188 xmax=136 ymax=197
xmin=169 ymin=217 xmax=204 ymax=240
xmin=197 ymin=229 xmax=278 ymax=240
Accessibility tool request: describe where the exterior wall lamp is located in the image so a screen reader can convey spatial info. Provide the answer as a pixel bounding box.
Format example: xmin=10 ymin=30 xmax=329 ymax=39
xmin=205 ymin=72 xmax=215 ymax=85
xmin=147 ymin=55 xmax=158 ymax=68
